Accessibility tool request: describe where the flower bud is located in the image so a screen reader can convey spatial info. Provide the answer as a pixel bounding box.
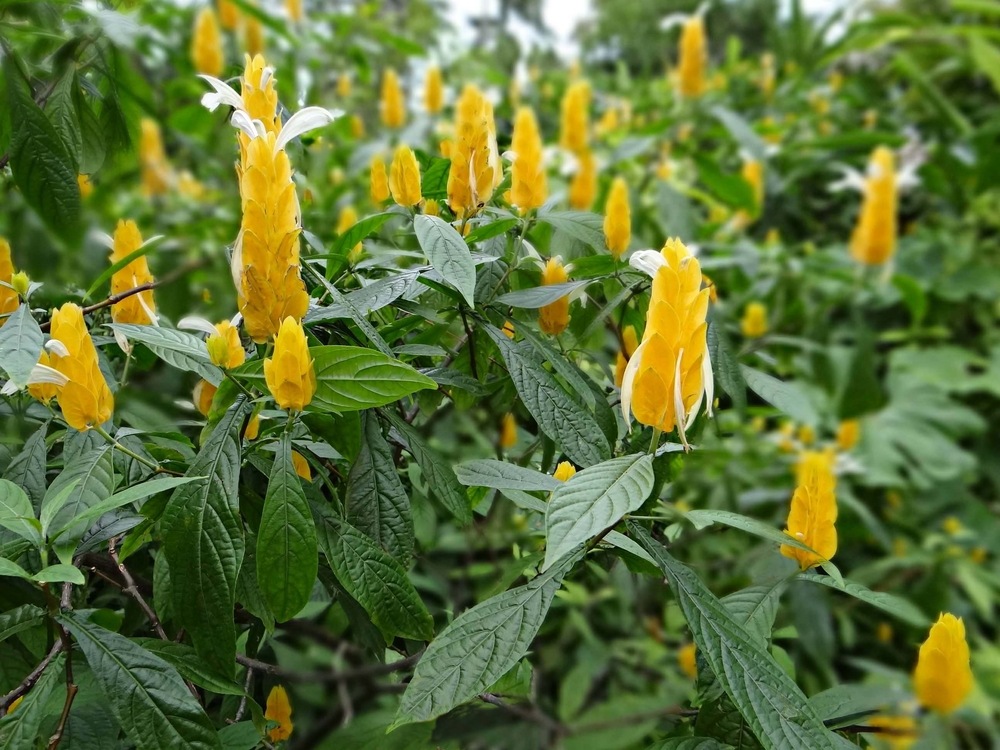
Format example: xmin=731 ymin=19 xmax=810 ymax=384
xmin=264 ymin=317 xmax=316 ymax=411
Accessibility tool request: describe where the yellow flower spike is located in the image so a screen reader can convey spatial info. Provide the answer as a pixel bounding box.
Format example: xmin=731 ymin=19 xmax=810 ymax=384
xmin=243 ymin=11 xmax=265 ymax=56
xmin=828 ymin=70 xmax=843 ymax=93
xmin=139 ymin=118 xmax=172 ymax=197
xmin=389 ymin=144 xmax=422 ymax=207
xmin=217 ymin=0 xmax=239 ymax=30
xmin=285 ymin=0 xmax=302 ymax=23
xmin=510 ymin=107 xmax=547 ymax=212
xmin=193 ymin=379 xmax=217 ymax=417
xmin=447 ymin=84 xmax=497 ymax=218
xmin=500 ymin=413 xmax=517 ymax=449
xmin=942 ymin=516 xmax=963 ymax=536
xmin=0 ymin=238 xmax=19 ymax=325
xmin=568 ymin=150 xmax=596 ymax=210
xmin=423 ymin=199 xmax=440 ymax=217
xmin=559 ymin=80 xmax=590 ymax=154
xmin=337 ymin=73 xmax=351 ymax=98
xmin=424 ymin=65 xmax=444 ymax=114
xmin=553 ymin=461 xmax=577 ymax=482
xmin=970 ymin=547 xmax=987 ymax=564
xmin=614 ymin=325 xmax=639 ymax=389
xmin=206 ymin=320 xmax=244 ymax=369
xmin=914 ymin=613 xmax=973 ymax=714
xmin=235 ymin=130 xmax=310 ymax=343
xmin=866 ymin=715 xmax=918 ymax=750
xmin=596 ymin=107 xmax=619 ymax=137
xmin=780 ymin=450 xmax=838 ymax=570
xmin=77 ymin=174 xmax=94 ymax=199
xmin=291 ymin=451 xmax=312 ymax=481
xmin=621 ymin=240 xmax=713 ymax=444
xmin=48 ymin=303 xmax=115 ymax=431
xmin=760 ymin=52 xmax=776 ymax=99
xmin=109 ymin=220 xmax=157 ymax=326
xmin=678 ymin=642 xmax=697 ymax=679
xmin=863 ymin=109 xmax=878 ymax=130
xmin=851 ymin=146 xmax=898 ymax=266
xmin=502 ymin=320 xmax=515 ymax=339
xmin=244 ymin=414 xmax=261 ymax=440
xmin=264 ymin=317 xmax=316 ymax=412
xmin=191 ymin=7 xmax=224 ymax=77
xmin=380 ymin=68 xmax=406 ymax=129
xmin=336 ymin=205 xmax=361 ymax=261
xmin=370 ymin=155 xmax=390 ymax=204
xmin=877 ymin=621 xmax=894 ymax=644
xmin=742 ymin=158 xmax=764 ymax=216
xmin=350 ymin=114 xmax=364 ymax=139
xmin=836 ymin=419 xmax=860 ymax=451
xmin=603 ymin=177 xmax=631 ymax=260
xmin=740 ymin=302 xmax=767 ymax=339
xmin=265 ymin=685 xmax=293 ymax=741
xmin=538 ymin=257 xmax=570 ymax=336
xmin=797 ymin=423 xmax=815 ymax=446
xmin=677 ymin=16 xmax=707 ymax=98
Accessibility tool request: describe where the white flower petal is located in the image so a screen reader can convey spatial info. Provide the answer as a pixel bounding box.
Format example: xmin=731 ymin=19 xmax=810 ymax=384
xmin=659 ymin=12 xmax=688 ymax=30
xmin=27 ymin=364 xmax=69 ymax=388
xmin=629 ymin=249 xmax=667 ymax=278
xmin=828 ymin=165 xmax=866 ymax=193
xmin=620 ymin=339 xmax=646 ymax=431
xmin=199 ymin=75 xmax=244 ymax=112
xmin=113 ymin=327 xmax=132 ymax=355
xmin=702 ymin=347 xmax=715 ymax=420
xmin=178 ymin=316 xmax=218 ymax=336
xmin=274 ymin=107 xmax=337 ymax=152
xmin=231 ymin=229 xmax=245 ymax=290
xmin=673 ymin=347 xmax=689 ymax=449
xmin=45 ymin=339 xmax=71 ymax=358
xmin=137 ymin=293 xmax=159 ymax=327
xmin=230 ymin=110 xmax=259 ymax=140
xmin=94 ymin=231 xmax=115 ymax=250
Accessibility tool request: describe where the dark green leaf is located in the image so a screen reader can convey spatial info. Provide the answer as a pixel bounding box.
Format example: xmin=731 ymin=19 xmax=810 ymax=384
xmin=740 ymin=366 xmax=817 ymax=424
xmin=0 ymin=653 xmax=65 ymax=749
xmin=0 ymin=305 xmax=44 ymax=391
xmin=3 ymin=426 xmax=48 ymax=512
xmin=414 ymin=214 xmax=477 ymax=307
xmin=796 ymin=572 xmax=928 ymax=627
xmin=537 ymin=210 xmax=606 ymax=251
xmin=455 ymin=460 xmax=562 ymax=492
xmin=108 ymin=325 xmax=223 ymax=386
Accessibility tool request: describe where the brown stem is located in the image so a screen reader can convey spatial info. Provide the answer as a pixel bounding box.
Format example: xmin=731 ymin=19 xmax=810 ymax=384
xmin=39 ymin=260 xmax=204 ymax=332
xmin=477 ymin=693 xmax=566 ymax=737
xmin=0 ymin=641 xmax=63 ymax=716
xmin=234 ymin=651 xmax=421 ymax=684
xmin=109 ymin=538 xmax=168 ymax=640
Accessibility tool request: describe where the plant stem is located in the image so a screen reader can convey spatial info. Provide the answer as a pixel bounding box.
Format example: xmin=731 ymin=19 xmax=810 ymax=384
xmin=648 ymin=428 xmax=662 ymax=454
xmin=93 ymin=425 xmax=180 ymax=476
xmin=224 ymin=371 xmax=256 ymax=400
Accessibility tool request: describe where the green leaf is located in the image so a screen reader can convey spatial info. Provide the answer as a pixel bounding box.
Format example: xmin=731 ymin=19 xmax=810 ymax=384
xmin=0 ymin=653 xmax=65 ymax=749
xmin=316 ymin=512 xmax=432 ymax=641
xmin=711 ymin=106 xmax=769 ymax=161
xmin=969 ymin=34 xmax=1000 ymax=96
xmin=495 ymin=281 xmax=591 ymax=309
xmin=385 ymin=413 xmax=472 ymax=525
xmin=418 ymin=154 xmax=450 ymax=200
xmin=44 ymin=68 xmax=82 ymax=169
xmin=3 ymin=426 xmax=48 ymax=511
xmin=0 ymin=305 xmax=44 ymax=390
xmin=32 ymin=564 xmax=84 ymax=584
xmin=218 ymin=722 xmax=261 ymax=750
xmin=455 ymin=460 xmax=562 ymax=492
xmin=796 ymin=572 xmax=928 ymax=627
xmin=134 ymin=639 xmax=245 ymax=696
xmin=0 ymin=479 xmax=40 ymax=548
xmin=544 ymin=454 xmax=655 ymax=570
xmin=0 ymin=557 xmax=30 ymax=580
xmin=413 ymin=214 xmax=477 ymax=307
xmin=483 ymin=326 xmax=610 ymax=468
xmin=684 ymin=509 xmax=820 ymax=556
xmin=346 ymin=413 xmax=414 ymax=564
xmin=537 ymin=210 xmax=606 ymax=251
xmin=0 ymin=604 xmax=46 ymax=645
xmin=464 ymin=217 xmax=519 ymax=245
xmin=50 ymin=475 xmax=201 ymax=542
xmin=707 ymin=324 xmax=746 ymax=411
xmin=808 ymin=683 xmax=907 ymax=727
xmin=720 ymin=580 xmax=787 ymax=649
xmin=392 ymin=555 xmax=573 ymax=728
xmin=43 ymin=444 xmax=115 ymax=547
xmin=307 ymin=272 xmax=416 ymax=321
xmin=108 ymin=325 xmax=223 ymax=386
xmin=257 ymin=433 xmax=318 ymax=623
xmin=161 ymin=400 xmax=247 ymax=678
xmin=3 ymin=55 xmax=81 ymax=244
xmin=325 ymin=211 xmax=396 ymax=258
xmin=893 ymin=51 xmax=973 ymax=135
xmin=57 ymin=612 xmax=221 ymax=750
xmin=646 ymin=740 xmax=733 ymax=750
xmin=740 ymin=366 xmax=817 ymax=424
xmin=239 ymin=346 xmax=435 ymax=412
xmin=695 ymin=156 xmax=756 ymax=211
xmin=628 ymin=523 xmax=856 ymax=750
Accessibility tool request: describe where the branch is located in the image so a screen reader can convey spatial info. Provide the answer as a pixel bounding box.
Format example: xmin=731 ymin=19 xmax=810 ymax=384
xmin=0 ymin=641 xmax=63 ymax=715
xmin=109 ymin=539 xmax=168 ymax=640
xmin=478 ymin=693 xmax=566 ymax=737
xmin=39 ymin=260 xmax=204 ymax=332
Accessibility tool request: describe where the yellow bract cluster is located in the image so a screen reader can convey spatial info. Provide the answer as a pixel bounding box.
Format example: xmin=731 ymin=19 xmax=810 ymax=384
xmin=510 ymin=107 xmax=546 ymax=211
xmin=424 ymin=66 xmax=443 ymax=114
xmin=553 ymin=462 xmax=577 ymax=482
xmin=538 ymin=257 xmax=570 ymax=335
xmin=389 ymin=145 xmax=422 ymax=207
xmin=139 ymin=118 xmax=172 ymax=197
xmin=851 ymin=146 xmax=897 ymax=265
xmin=780 ymin=450 xmax=838 ymax=570
xmin=568 ymin=151 xmax=596 ymax=210
xmin=191 ymin=7 xmax=224 ymax=77
xmin=239 ymin=55 xmax=280 ymax=163
xmin=560 ymin=80 xmax=590 ymax=154
xmin=625 ymin=240 xmax=711 ymax=439
xmin=913 ymin=613 xmax=973 ymax=714
xmin=380 ymin=68 xmax=406 ymax=129
xmin=48 ymin=304 xmax=115 ymax=431
xmin=337 ymin=205 xmax=361 ymax=262
xmin=677 ymin=17 xmax=707 ymax=98
xmin=110 ymin=220 xmax=157 ymax=325
xmin=370 ymin=155 xmax=389 ymax=204
xmin=194 ymin=321 xmax=245 ymax=417
xmin=603 ymin=177 xmax=631 ymax=260
xmin=265 ymin=685 xmax=293 ymax=741
xmin=264 ymin=317 xmax=316 ymax=411
xmin=236 ymin=131 xmax=309 ymax=342
xmin=447 ymin=85 xmax=499 ymax=218
xmin=740 ymin=301 xmax=767 ymax=339
xmin=0 ymin=239 xmax=19 ymax=325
